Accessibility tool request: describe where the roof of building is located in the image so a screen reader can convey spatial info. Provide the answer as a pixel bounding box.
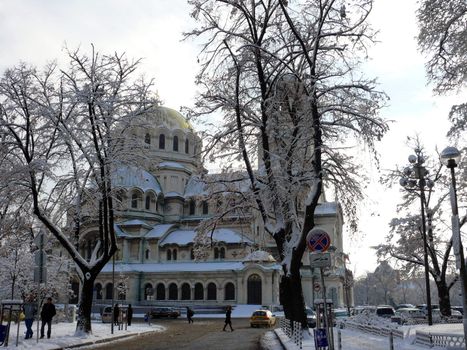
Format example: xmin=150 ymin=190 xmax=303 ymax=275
xmin=101 ymin=261 xmax=280 ymax=273
xmin=145 ymin=224 xmax=176 ymax=239
xmin=158 ymin=161 xmax=190 ymax=171
xmin=118 ymin=219 xmax=153 ymax=229
xmin=314 ymin=202 xmax=338 ymax=216
xmin=243 ymin=250 xmax=276 ymax=263
xmin=159 ymin=228 xmax=253 ymax=246
xmin=112 ymin=165 xmax=162 ymax=194
xmin=149 ymin=106 xmax=193 ymax=131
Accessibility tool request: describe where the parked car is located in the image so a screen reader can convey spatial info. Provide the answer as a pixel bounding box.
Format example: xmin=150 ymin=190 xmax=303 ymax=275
xmin=416 ymin=304 xmax=439 ymax=315
xmin=101 ymin=306 xmax=113 ymax=323
xmin=450 ymin=309 xmax=463 ymax=320
xmin=452 ymin=306 xmax=464 ymax=315
xmin=395 ymin=303 xmax=415 ymax=310
xmin=376 ymin=305 xmax=395 ymax=318
xmin=250 ymin=310 xmax=276 ymax=328
xmin=394 ymin=307 xmax=425 ymax=324
xmin=150 ymin=307 xmax=180 ymax=319
xmin=306 ymin=307 xmax=317 ymax=328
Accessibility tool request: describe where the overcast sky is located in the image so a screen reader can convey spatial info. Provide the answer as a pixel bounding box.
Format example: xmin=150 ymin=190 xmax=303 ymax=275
xmin=0 ymin=0 xmax=463 ymax=277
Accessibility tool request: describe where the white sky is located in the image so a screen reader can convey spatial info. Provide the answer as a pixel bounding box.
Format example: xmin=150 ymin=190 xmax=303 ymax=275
xmin=0 ymin=0 xmax=463 ymax=277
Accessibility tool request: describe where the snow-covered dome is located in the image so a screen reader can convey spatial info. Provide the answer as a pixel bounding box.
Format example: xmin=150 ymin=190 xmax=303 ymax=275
xmin=113 ymin=165 xmax=162 ymax=194
xmin=243 ymin=250 xmax=276 ymax=263
xmin=148 ymin=106 xmax=193 ymax=132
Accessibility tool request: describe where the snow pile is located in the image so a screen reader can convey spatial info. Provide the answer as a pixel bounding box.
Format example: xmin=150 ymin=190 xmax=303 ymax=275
xmin=2 ymin=321 xmax=163 ymax=349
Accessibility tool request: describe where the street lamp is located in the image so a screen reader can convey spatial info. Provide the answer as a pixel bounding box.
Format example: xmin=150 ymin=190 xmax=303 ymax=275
xmin=440 ymin=146 xmax=467 ymax=341
xmin=399 ymin=148 xmax=433 ymax=325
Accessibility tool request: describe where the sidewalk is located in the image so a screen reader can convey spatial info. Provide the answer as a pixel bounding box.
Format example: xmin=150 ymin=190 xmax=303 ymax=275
xmin=2 ymin=321 xmax=164 ymax=349
xmin=273 ymin=326 xmax=452 ymax=350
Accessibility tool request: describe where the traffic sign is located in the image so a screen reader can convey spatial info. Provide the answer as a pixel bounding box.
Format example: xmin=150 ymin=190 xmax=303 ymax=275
xmin=309 ymin=252 xmax=331 ymax=268
xmin=306 ymin=228 xmax=331 ymax=252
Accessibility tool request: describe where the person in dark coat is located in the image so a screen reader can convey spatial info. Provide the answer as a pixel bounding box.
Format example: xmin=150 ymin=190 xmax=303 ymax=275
xmin=114 ymin=304 xmax=120 ymax=326
xmin=186 ymin=306 xmax=194 ymax=324
xmin=40 ymin=297 xmax=56 ymax=339
xmin=127 ymin=304 xmax=133 ymax=326
xmin=222 ymin=305 xmax=233 ymax=331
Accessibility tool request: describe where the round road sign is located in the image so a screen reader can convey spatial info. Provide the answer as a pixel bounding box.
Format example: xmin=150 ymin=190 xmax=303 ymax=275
xmin=307 ymin=228 xmax=331 ymax=252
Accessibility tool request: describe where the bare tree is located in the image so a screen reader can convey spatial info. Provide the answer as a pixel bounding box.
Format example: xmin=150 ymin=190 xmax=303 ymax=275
xmin=0 ymin=47 xmax=155 ymax=333
xmin=186 ymin=0 xmax=388 ymax=325
xmin=417 ymin=0 xmax=467 ymax=137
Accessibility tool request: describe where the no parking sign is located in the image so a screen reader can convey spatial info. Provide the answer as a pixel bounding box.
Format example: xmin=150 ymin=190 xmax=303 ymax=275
xmin=306 ymin=228 xmax=331 ymax=252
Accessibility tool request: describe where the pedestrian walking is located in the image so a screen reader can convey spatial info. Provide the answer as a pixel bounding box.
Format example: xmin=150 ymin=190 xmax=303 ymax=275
xmin=223 ymin=305 xmax=233 ymax=331
xmin=40 ymin=297 xmax=56 ymax=339
xmin=23 ymin=296 xmax=36 ymax=339
xmin=127 ymin=304 xmax=133 ymax=326
xmin=186 ymin=306 xmax=194 ymax=324
xmin=114 ymin=304 xmax=120 ymax=326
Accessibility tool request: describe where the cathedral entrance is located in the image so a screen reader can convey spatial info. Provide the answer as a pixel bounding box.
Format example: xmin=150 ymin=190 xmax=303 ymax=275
xmin=247 ymin=274 xmax=262 ymax=304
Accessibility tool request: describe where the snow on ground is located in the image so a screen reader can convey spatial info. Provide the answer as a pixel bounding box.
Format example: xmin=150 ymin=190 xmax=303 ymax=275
xmin=276 ymin=323 xmax=464 ymax=350
xmin=2 ymin=321 xmax=164 ymax=349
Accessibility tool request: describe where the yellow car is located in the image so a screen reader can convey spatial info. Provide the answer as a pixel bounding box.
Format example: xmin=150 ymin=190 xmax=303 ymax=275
xmin=250 ymin=310 xmax=276 ymax=328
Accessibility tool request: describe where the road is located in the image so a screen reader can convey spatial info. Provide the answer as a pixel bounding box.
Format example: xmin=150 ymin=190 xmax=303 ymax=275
xmin=93 ymin=318 xmax=277 ymax=350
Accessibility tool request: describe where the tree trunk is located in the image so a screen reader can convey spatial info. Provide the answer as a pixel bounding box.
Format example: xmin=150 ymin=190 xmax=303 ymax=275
xmin=436 ymin=281 xmax=452 ymax=316
xmin=279 ymin=273 xmax=307 ymax=327
xmin=75 ymin=274 xmax=96 ymax=334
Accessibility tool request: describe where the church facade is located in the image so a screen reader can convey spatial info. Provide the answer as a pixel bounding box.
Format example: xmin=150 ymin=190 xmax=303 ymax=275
xmin=73 ymin=106 xmax=352 ymax=308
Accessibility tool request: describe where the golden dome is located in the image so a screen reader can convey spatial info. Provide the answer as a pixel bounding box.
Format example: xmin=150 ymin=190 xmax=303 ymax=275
xmin=151 ymin=106 xmax=193 ymax=131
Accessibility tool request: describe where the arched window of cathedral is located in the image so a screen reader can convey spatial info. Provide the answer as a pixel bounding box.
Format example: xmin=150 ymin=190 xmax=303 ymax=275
xmin=194 ymin=283 xmax=204 ymax=300
xmin=189 ymin=200 xmax=196 ymax=215
xmin=185 ymin=139 xmax=189 ymax=154
xmin=220 ymin=247 xmax=225 ymax=259
xmin=169 ymin=283 xmax=178 ymax=300
xmin=131 ymin=193 xmax=138 ymax=208
xmin=159 ymin=134 xmax=165 ymax=149
xmin=117 ymin=282 xmax=126 ymax=300
xmin=167 ymin=249 xmax=172 ymax=261
xmin=145 ymin=195 xmax=151 ymax=210
xmin=190 ymin=249 xmax=194 ymax=260
xmin=145 ymin=133 xmax=151 ymax=145
xmin=207 ymin=282 xmax=217 ymax=300
xmin=224 ymin=282 xmax=235 ymax=300
xmin=95 ymin=283 xmax=102 ymax=300
xmin=156 ymin=283 xmax=165 ymax=300
xmin=173 ymin=249 xmax=177 ymax=260
xmin=181 ymin=283 xmax=191 ymax=300
xmin=145 ymin=249 xmax=150 ymax=260
xmin=144 ymin=283 xmax=153 ymax=300
xmin=116 ymin=191 xmax=123 ymax=207
xmin=105 ymin=283 xmax=113 ymax=300
xmin=202 ymin=201 xmax=208 ymax=215
xmin=173 ymin=135 xmax=179 ymax=151
xmin=214 ymin=247 xmax=219 ymax=259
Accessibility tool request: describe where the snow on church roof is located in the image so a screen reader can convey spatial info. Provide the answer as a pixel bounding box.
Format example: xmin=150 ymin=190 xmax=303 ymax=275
xmin=314 ymin=202 xmax=338 ymax=216
xmin=118 ymin=219 xmax=153 ymax=229
xmin=243 ymin=250 xmax=276 ymax=263
xmin=101 ymin=261 xmax=280 ymax=273
xmin=113 ymin=165 xmax=162 ymax=194
xmin=145 ymin=224 xmax=175 ymax=239
xmin=160 ymin=228 xmax=253 ymax=246
xmin=158 ymin=161 xmax=190 ymax=171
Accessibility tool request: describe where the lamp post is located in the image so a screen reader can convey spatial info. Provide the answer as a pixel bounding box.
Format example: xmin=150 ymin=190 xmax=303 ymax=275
xmin=399 ymin=149 xmax=433 ymax=325
xmin=440 ymin=146 xmax=467 ymax=341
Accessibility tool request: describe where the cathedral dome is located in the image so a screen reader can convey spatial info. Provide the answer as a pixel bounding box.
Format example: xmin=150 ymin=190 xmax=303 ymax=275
xmin=149 ymin=106 xmax=193 ymax=132
xmin=243 ymin=250 xmax=276 ymax=263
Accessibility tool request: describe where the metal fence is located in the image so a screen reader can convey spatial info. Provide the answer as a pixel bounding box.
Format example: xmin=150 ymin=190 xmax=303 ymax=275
xmin=279 ymin=318 xmax=303 ymax=349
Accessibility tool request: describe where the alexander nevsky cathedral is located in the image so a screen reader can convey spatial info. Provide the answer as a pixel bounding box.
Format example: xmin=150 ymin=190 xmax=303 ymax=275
xmin=70 ymin=106 xmax=353 ymax=308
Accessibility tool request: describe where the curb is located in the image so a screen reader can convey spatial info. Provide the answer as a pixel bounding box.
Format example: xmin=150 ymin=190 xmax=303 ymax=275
xmin=51 ymin=329 xmax=162 ymax=350
xmin=273 ymin=328 xmax=288 ymax=350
